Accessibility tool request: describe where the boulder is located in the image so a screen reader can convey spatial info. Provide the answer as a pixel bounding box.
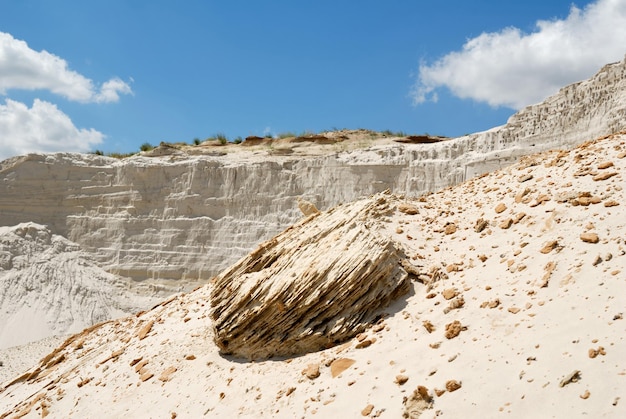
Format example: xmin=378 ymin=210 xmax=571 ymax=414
xmin=210 ymin=193 xmax=411 ymax=359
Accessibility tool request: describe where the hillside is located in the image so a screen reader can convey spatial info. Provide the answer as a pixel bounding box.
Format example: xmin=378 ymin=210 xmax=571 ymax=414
xmin=1 ymin=132 xmax=624 ymax=418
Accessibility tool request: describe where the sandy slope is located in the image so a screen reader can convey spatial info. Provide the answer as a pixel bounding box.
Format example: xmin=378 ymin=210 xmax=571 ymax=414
xmin=0 ymin=132 xmax=624 ymax=418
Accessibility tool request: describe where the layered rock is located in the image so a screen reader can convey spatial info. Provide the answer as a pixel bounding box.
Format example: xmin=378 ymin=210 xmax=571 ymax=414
xmin=210 ymin=193 xmax=411 ymax=359
xmin=0 ymin=57 xmax=625 ymax=283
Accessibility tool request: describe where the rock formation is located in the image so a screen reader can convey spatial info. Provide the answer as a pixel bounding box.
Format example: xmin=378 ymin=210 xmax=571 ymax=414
xmin=210 ymin=192 xmax=411 ymax=359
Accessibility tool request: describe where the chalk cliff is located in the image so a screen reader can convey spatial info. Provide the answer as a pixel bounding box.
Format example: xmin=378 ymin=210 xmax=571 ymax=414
xmin=0 ymin=57 xmax=625 ymax=285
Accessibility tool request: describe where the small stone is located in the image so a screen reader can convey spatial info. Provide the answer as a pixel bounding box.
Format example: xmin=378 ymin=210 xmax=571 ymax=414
xmin=597 ymin=161 xmax=614 ymax=169
xmin=475 ymin=218 xmax=489 ymax=233
xmin=495 ymin=203 xmax=507 ymax=214
xmin=508 ymin=307 xmax=520 ymax=314
xmin=580 ymin=390 xmax=591 ymax=400
xmin=442 ymin=288 xmax=458 ymax=300
xmin=302 ymin=363 xmax=320 ymax=380
xmin=580 ymin=233 xmax=599 ymax=243
xmin=559 ymin=370 xmax=581 ymax=387
xmin=540 ymin=240 xmax=559 ymax=254
xmin=518 ymin=174 xmax=533 ymax=183
xmin=604 ymin=200 xmax=619 ymax=207
xmin=185 ymin=354 xmax=196 ymax=360
xmin=361 ymin=404 xmax=375 ymax=416
xmin=499 ymin=218 xmax=513 ymax=229
xmin=444 ymin=223 xmax=457 ymax=235
xmin=398 ymin=203 xmax=419 ymax=215
xmin=445 ymin=380 xmax=462 ymax=392
xmin=395 ymin=374 xmax=409 ymax=385
xmin=355 ymin=339 xmax=374 ymax=349
xmin=592 ymin=172 xmax=617 ymax=181
xmin=422 ymin=320 xmax=435 ymax=333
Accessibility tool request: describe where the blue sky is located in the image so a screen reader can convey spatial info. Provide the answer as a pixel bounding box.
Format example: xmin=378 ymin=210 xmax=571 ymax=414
xmin=1 ymin=0 xmax=625 ymax=159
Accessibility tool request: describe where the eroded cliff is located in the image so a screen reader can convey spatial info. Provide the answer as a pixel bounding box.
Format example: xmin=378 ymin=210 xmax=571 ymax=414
xmin=1 ymin=57 xmax=625 ymax=284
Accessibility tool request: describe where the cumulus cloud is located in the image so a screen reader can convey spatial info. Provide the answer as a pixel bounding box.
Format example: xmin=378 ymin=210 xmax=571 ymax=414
xmin=0 ymin=32 xmax=132 ymax=103
xmin=0 ymin=99 xmax=104 ymax=160
xmin=412 ymin=0 xmax=626 ymax=109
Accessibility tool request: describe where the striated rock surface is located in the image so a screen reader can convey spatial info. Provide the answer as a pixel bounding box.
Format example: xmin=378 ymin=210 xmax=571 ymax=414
xmin=0 ymin=58 xmax=625 ymax=286
xmin=0 ymin=223 xmax=160 ymax=349
xmin=210 ymin=193 xmax=410 ymax=359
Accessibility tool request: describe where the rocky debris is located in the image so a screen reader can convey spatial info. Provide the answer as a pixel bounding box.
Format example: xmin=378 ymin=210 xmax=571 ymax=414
xmin=402 ymin=386 xmax=433 ymax=418
xmin=210 ymin=194 xmax=411 ymax=359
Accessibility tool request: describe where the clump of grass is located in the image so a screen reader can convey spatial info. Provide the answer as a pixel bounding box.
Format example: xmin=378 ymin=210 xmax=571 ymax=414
xmin=139 ymin=142 xmax=154 ymax=152
xmin=215 ymin=133 xmax=228 ymax=145
xmin=277 ymin=131 xmax=297 ymax=139
xmin=193 ymin=137 xmax=201 ymax=145
xmin=233 ymin=136 xmax=243 ymax=144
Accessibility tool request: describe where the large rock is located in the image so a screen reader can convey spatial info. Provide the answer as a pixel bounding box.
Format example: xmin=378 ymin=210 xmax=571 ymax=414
xmin=210 ymin=193 xmax=411 ymax=359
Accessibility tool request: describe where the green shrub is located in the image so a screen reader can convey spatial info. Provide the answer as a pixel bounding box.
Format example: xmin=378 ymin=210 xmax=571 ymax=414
xmin=140 ymin=142 xmax=154 ymax=152
xmin=215 ymin=133 xmax=228 ymax=145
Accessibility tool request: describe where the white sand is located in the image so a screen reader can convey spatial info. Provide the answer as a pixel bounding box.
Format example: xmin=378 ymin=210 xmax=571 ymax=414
xmin=1 ymin=133 xmax=624 ymax=418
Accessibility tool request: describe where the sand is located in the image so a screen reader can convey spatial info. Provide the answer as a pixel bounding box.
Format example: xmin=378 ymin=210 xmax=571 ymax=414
xmin=0 ymin=132 xmax=624 ymax=418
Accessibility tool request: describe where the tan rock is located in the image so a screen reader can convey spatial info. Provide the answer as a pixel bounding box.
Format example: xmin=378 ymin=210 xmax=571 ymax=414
xmin=580 ymin=233 xmax=599 ymax=243
xmin=158 ymin=366 xmax=178 ymax=382
xmin=395 ymin=374 xmax=409 ymax=385
xmin=330 ymin=358 xmax=356 ymax=378
xmin=136 ymin=320 xmax=154 ymax=340
xmin=302 ymin=363 xmax=320 ymax=380
xmin=499 ymin=218 xmax=513 ymax=229
xmin=398 ymin=203 xmax=419 ymax=215
xmin=444 ymin=223 xmax=457 ymax=235
xmin=445 ymin=380 xmax=462 ymax=392
xmin=475 ymin=218 xmax=489 ymax=233
xmin=361 ymin=404 xmax=375 ymax=416
xmin=422 ymin=320 xmax=435 ymax=333
xmin=444 ymin=321 xmax=463 ymax=339
xmin=540 ymin=240 xmax=559 ymax=254
xmin=598 ymin=161 xmax=614 ymax=169
xmin=442 ymin=288 xmax=458 ymax=300
xmin=297 ymin=198 xmax=320 ymax=216
xmin=495 ymin=203 xmax=507 ymax=213
xmin=592 ymin=172 xmax=617 ymax=181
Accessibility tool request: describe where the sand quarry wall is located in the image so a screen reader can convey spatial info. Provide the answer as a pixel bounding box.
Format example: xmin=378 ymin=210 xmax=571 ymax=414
xmin=0 ymin=58 xmax=625 ymax=284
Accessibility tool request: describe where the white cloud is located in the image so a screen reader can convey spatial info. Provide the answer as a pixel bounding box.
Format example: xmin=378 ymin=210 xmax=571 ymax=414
xmin=412 ymin=0 xmax=626 ymax=109
xmin=0 ymin=32 xmax=132 ymax=103
xmin=0 ymin=99 xmax=104 ymax=161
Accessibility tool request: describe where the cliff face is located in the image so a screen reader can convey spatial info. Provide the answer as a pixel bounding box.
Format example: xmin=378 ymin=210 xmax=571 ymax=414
xmin=1 ymin=57 xmax=625 ymax=283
